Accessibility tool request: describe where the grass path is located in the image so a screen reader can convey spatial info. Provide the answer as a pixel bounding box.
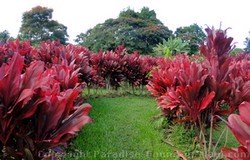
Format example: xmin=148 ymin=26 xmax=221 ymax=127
xmin=66 ymin=96 xmax=177 ymax=160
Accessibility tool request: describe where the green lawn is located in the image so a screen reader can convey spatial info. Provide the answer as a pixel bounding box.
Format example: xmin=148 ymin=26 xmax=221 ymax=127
xmin=65 ymin=94 xmax=239 ymax=160
xmin=66 ymin=96 xmax=177 ymax=160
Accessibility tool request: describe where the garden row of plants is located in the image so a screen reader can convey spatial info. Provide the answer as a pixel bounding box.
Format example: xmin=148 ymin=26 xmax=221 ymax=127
xmin=0 ymin=49 xmax=92 ymax=159
xmin=0 ymin=39 xmax=162 ymax=159
xmin=0 ymin=40 xmax=161 ymax=90
xmin=147 ymin=27 xmax=250 ymax=159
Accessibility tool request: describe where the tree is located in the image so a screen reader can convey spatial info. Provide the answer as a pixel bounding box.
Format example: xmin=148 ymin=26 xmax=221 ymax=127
xmin=0 ymin=30 xmax=13 ymax=43
xmin=244 ymin=33 xmax=250 ymax=53
xmin=18 ymin=6 xmax=68 ymax=45
xmin=175 ymin=24 xmax=206 ymax=54
xmin=75 ymin=7 xmax=172 ymax=54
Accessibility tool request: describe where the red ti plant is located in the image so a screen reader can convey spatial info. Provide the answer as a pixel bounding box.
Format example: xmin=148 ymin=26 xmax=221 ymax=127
xmin=64 ymin=44 xmax=100 ymax=88
xmin=33 ymin=41 xmax=99 ymax=87
xmin=146 ymin=57 xmax=172 ymax=98
xmin=148 ymin=54 xmax=216 ymax=124
xmin=121 ymin=52 xmax=157 ymax=93
xmin=222 ymin=101 xmax=250 ymax=160
xmin=0 ymin=53 xmax=91 ymax=159
xmin=200 ymin=28 xmax=250 ymax=117
xmin=228 ymin=59 xmax=250 ymax=113
xmin=91 ymin=48 xmax=125 ymax=89
xmin=147 ymin=27 xmax=250 ymax=159
xmin=32 ymin=40 xmax=63 ymax=67
xmin=45 ymin=60 xmax=87 ymax=105
xmin=147 ymin=27 xmax=246 ymax=125
xmin=0 ymin=39 xmax=33 ymax=67
xmin=140 ymin=56 xmax=158 ymax=86
xmin=234 ymin=53 xmax=250 ymax=61
xmin=122 ymin=52 xmax=144 ymax=87
xmin=45 ymin=60 xmax=82 ymax=91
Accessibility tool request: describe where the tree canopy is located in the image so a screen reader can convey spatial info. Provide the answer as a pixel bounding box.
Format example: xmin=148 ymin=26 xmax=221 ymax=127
xmin=244 ymin=33 xmax=250 ymax=53
xmin=175 ymin=24 xmax=206 ymax=54
xmin=75 ymin=7 xmax=172 ymax=54
xmin=18 ymin=6 xmax=68 ymax=45
xmin=0 ymin=30 xmax=13 ymax=43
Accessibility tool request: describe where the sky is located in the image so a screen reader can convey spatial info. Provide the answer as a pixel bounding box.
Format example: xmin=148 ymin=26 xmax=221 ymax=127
xmin=0 ymin=0 xmax=249 ymax=48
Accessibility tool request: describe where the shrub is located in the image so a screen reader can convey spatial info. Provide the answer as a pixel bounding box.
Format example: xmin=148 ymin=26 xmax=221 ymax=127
xmin=0 ymin=53 xmax=91 ymax=159
xmin=147 ymin=27 xmax=250 ymax=159
xmin=153 ymin=37 xmax=190 ymax=57
xmin=0 ymin=39 xmax=33 ymax=67
xmin=122 ymin=52 xmax=143 ymax=87
xmin=148 ymin=54 xmax=216 ymax=124
xmin=147 ymin=27 xmax=249 ymax=126
xmin=90 ymin=47 xmax=125 ymax=89
xmin=121 ymin=52 xmax=157 ymax=88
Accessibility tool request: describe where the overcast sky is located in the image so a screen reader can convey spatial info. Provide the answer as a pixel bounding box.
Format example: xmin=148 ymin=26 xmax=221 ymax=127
xmin=0 ymin=0 xmax=249 ymax=48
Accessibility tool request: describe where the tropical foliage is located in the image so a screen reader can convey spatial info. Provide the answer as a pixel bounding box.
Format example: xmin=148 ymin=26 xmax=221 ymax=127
xmin=153 ymin=37 xmax=190 ymax=57
xmin=147 ymin=27 xmax=250 ymax=159
xmin=0 ymin=53 xmax=91 ymax=159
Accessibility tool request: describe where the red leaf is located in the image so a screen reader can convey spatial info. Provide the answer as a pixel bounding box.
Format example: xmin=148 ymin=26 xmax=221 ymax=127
xmin=22 ymin=61 xmax=45 ymax=90
xmin=199 ymin=91 xmax=215 ymax=111
xmin=239 ymin=102 xmax=250 ymax=126
xmin=14 ymin=89 xmax=34 ymax=107
xmin=228 ymin=114 xmax=250 ymax=146
xmin=221 ymin=147 xmax=239 ymax=159
xmin=0 ymin=53 xmax=23 ymax=106
xmin=51 ymin=104 xmax=92 ymax=143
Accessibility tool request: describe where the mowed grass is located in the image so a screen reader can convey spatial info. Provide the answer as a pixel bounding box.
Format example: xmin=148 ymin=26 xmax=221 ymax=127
xmin=65 ymin=94 xmax=239 ymax=160
xmin=66 ymin=96 xmax=177 ymax=160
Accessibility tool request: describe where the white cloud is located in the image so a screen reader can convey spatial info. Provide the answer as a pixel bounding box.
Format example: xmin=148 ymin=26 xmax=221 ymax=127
xmin=0 ymin=0 xmax=249 ymax=48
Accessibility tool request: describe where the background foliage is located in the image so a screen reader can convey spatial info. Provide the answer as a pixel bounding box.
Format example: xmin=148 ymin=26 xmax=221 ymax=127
xmin=175 ymin=24 xmax=206 ymax=54
xmin=75 ymin=7 xmax=172 ymax=54
xmin=0 ymin=30 xmax=13 ymax=43
xmin=18 ymin=6 xmax=68 ymax=45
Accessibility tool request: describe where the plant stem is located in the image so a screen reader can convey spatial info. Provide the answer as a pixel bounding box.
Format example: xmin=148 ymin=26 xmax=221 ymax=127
xmin=132 ymin=84 xmax=135 ymax=94
xmin=212 ymin=126 xmax=226 ymax=156
xmin=208 ymin=114 xmax=214 ymax=159
xmin=87 ymin=86 xmax=90 ymax=96
xmin=224 ymin=127 xmax=229 ymax=147
xmin=198 ymin=117 xmax=207 ymax=160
